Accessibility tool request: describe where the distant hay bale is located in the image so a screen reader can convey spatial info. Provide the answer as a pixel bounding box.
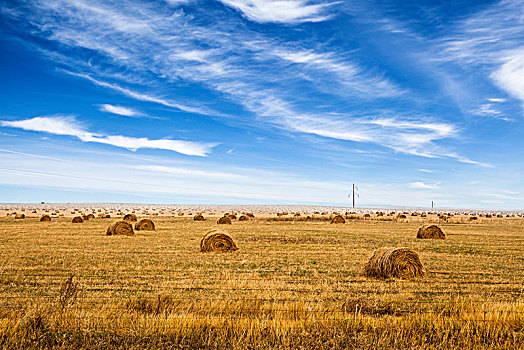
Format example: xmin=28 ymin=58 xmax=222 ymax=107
xmin=123 ymin=214 xmax=138 ymax=222
xmin=397 ymin=214 xmax=407 ymax=219
xmin=417 ymin=225 xmax=445 ymax=239
xmin=363 ymin=213 xmax=371 ymax=218
xmin=200 ymin=230 xmax=238 ymax=253
xmin=246 ymin=213 xmax=255 ymax=218
xmin=82 ymin=215 xmax=89 ymax=220
xmin=72 ymin=216 xmax=83 ymax=223
xmin=178 ymin=212 xmax=184 ymax=216
xmin=106 ymin=220 xmax=134 ymax=236
xmin=363 ymin=248 xmax=425 ymax=279
xmin=194 ymin=214 xmax=205 ymax=221
xmin=331 ymin=215 xmax=346 ymax=224
xmin=40 ymin=215 xmax=51 ymax=222
xmin=469 ymin=216 xmax=478 ymax=221
xmin=217 ymin=216 xmax=232 ymax=225
xmin=497 ymin=214 xmax=503 ymax=218
xmin=103 ymin=214 xmax=111 ymax=218
xmin=87 ymin=214 xmax=95 ymax=219
xmin=238 ymin=215 xmax=249 ymax=221
xmin=227 ymin=214 xmax=237 ymax=220
xmin=135 ymin=219 xmax=155 ymax=231
xmin=14 ymin=214 xmax=25 ymax=219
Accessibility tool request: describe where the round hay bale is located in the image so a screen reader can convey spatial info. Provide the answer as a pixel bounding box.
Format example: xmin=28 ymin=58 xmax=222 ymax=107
xmin=200 ymin=230 xmax=238 ymax=253
xmin=363 ymin=213 xmax=371 ymax=218
xmin=398 ymin=214 xmax=407 ymax=219
xmin=135 ymin=219 xmax=155 ymax=231
xmin=238 ymin=215 xmax=249 ymax=221
xmin=178 ymin=212 xmax=184 ymax=216
xmin=72 ymin=216 xmax=83 ymax=223
xmin=217 ymin=216 xmax=232 ymax=225
xmin=417 ymin=225 xmax=445 ymax=239
xmin=86 ymin=214 xmax=95 ymax=219
xmin=106 ymin=220 xmax=134 ymax=236
xmin=227 ymin=214 xmax=237 ymax=220
xmin=14 ymin=214 xmax=25 ymax=219
xmin=331 ymin=215 xmax=346 ymax=224
xmin=194 ymin=214 xmax=205 ymax=221
xmin=363 ymin=248 xmax=425 ymax=279
xmin=469 ymin=216 xmax=478 ymax=221
xmin=123 ymin=213 xmax=137 ymax=222
xmin=82 ymin=215 xmax=89 ymax=220
xmin=40 ymin=215 xmax=51 ymax=222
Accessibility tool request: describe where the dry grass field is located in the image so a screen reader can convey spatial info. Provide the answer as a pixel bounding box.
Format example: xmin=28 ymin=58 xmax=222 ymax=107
xmin=0 ymin=209 xmax=523 ymax=349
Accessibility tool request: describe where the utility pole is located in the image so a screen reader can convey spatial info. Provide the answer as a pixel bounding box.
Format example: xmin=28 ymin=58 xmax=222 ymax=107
xmin=431 ymin=201 xmax=435 ymax=209
xmin=348 ymin=183 xmax=359 ymax=208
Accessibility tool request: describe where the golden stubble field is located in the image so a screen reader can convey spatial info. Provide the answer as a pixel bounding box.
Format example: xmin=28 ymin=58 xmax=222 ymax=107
xmin=0 ymin=212 xmax=523 ymax=349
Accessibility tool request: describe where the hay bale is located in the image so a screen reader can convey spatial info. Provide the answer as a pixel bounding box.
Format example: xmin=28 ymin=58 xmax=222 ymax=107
xmin=106 ymin=220 xmax=134 ymax=236
xmin=40 ymin=215 xmax=51 ymax=222
xmin=363 ymin=248 xmax=425 ymax=279
xmin=200 ymin=230 xmax=238 ymax=253
xmin=14 ymin=214 xmax=25 ymax=219
xmin=72 ymin=216 xmax=83 ymax=223
xmin=123 ymin=214 xmax=137 ymax=222
xmin=331 ymin=215 xmax=346 ymax=224
xmin=87 ymin=214 xmax=95 ymax=219
xmin=417 ymin=225 xmax=445 ymax=239
xmin=82 ymin=215 xmax=89 ymax=220
xmin=238 ymin=215 xmax=249 ymax=221
xmin=397 ymin=214 xmax=407 ymax=219
xmin=135 ymin=219 xmax=155 ymax=231
xmin=217 ymin=216 xmax=232 ymax=225
xmin=469 ymin=216 xmax=478 ymax=221
xmin=227 ymin=214 xmax=237 ymax=220
xmin=194 ymin=214 xmax=205 ymax=221
xmin=178 ymin=212 xmax=184 ymax=216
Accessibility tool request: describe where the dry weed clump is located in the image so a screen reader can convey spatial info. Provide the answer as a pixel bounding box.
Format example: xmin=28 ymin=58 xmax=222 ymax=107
xmin=106 ymin=220 xmax=134 ymax=236
xmin=135 ymin=219 xmax=155 ymax=231
xmin=123 ymin=214 xmax=137 ymax=222
xmin=200 ymin=229 xmax=238 ymax=252
xmin=363 ymin=248 xmax=425 ymax=279
xmin=40 ymin=215 xmax=51 ymax=222
xmin=193 ymin=214 xmax=205 ymax=221
xmin=417 ymin=225 xmax=445 ymax=239
xmin=331 ymin=215 xmax=346 ymax=224
xmin=217 ymin=216 xmax=232 ymax=225
xmin=72 ymin=216 xmax=83 ymax=223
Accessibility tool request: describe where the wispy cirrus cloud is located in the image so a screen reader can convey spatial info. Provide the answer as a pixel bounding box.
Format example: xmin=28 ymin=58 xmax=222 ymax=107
xmin=99 ymin=104 xmax=141 ymax=117
xmin=217 ymin=0 xmax=336 ymax=23
xmin=0 ymin=116 xmax=216 ymax=156
xmin=408 ymin=181 xmax=439 ymax=190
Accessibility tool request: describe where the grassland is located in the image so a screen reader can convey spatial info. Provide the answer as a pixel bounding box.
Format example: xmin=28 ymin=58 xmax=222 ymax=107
xmin=0 ymin=212 xmax=523 ymax=349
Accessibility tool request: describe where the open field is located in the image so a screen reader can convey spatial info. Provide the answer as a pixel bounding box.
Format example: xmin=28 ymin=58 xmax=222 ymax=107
xmin=0 ymin=207 xmax=523 ymax=349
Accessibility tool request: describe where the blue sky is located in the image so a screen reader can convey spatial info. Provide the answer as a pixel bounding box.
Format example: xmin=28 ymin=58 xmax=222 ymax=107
xmin=0 ymin=0 xmax=523 ymax=209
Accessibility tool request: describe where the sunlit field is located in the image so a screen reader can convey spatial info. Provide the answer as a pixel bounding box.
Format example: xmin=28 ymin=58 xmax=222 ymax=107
xmin=1 ymin=208 xmax=523 ymax=349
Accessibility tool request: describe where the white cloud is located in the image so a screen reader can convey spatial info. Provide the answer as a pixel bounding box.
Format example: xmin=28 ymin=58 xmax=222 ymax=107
xmin=408 ymin=181 xmax=439 ymax=190
xmin=66 ymin=72 xmax=218 ymax=116
xmin=137 ymin=165 xmax=244 ymax=179
xmin=0 ymin=116 xmax=216 ymax=156
xmin=418 ymin=169 xmax=432 ymax=173
xmin=491 ymin=50 xmax=524 ymax=105
xmin=217 ymin=0 xmax=335 ymax=23
xmin=99 ymin=104 xmax=141 ymax=117
xmin=487 ymin=98 xmax=506 ymax=103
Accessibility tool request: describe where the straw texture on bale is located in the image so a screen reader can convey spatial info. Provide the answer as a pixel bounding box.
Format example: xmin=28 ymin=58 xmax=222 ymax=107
xmin=217 ymin=216 xmax=232 ymax=225
xmin=200 ymin=230 xmax=238 ymax=253
xmin=331 ymin=215 xmax=346 ymax=224
xmin=123 ymin=214 xmax=138 ymax=222
xmin=238 ymin=215 xmax=249 ymax=221
xmin=194 ymin=214 xmax=205 ymax=221
xmin=135 ymin=219 xmax=155 ymax=231
xmin=40 ymin=215 xmax=51 ymax=222
xmin=14 ymin=214 xmax=25 ymax=219
xmin=106 ymin=220 xmax=134 ymax=236
xmin=417 ymin=225 xmax=445 ymax=239
xmin=363 ymin=248 xmax=425 ymax=279
xmin=72 ymin=216 xmax=83 ymax=223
